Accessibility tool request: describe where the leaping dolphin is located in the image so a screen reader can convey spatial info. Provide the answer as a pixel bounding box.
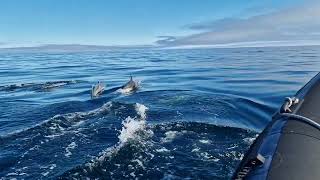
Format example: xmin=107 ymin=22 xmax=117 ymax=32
xmin=119 ymin=76 xmax=139 ymax=94
xmin=91 ymin=81 xmax=105 ymax=98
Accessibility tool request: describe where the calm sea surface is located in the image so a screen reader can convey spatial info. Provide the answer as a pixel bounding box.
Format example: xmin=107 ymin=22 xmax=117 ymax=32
xmin=0 ymin=46 xmax=319 ymax=179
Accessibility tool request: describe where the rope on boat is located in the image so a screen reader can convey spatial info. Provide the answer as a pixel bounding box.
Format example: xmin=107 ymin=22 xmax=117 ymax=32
xmin=281 ymin=96 xmax=299 ymax=113
xmin=280 ymin=96 xmax=320 ymax=130
xmin=280 ymin=113 xmax=320 ymax=131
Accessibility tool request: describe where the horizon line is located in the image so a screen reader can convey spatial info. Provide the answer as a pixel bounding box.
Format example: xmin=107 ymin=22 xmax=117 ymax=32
xmin=1 ymin=40 xmax=320 ymax=51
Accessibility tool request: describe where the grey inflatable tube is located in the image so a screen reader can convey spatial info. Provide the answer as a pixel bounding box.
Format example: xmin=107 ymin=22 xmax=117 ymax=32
xmin=233 ymin=72 xmax=320 ymax=180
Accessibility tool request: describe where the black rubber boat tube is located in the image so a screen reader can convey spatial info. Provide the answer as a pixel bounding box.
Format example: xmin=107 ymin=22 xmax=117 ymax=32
xmin=233 ymin=72 xmax=320 ymax=180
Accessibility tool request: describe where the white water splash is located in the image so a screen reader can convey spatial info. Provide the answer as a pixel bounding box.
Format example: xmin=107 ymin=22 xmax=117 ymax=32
xmin=118 ymin=103 xmax=148 ymax=144
xmin=118 ymin=117 xmax=146 ymax=144
xmin=65 ymin=142 xmax=77 ymax=157
xmin=191 ymin=147 xmax=200 ymax=152
xmin=199 ymin=139 xmax=211 ymax=144
xmin=243 ymin=134 xmax=258 ymax=145
xmin=84 ymin=103 xmax=152 ymax=171
xmin=135 ymin=103 xmax=149 ymax=120
xmin=118 ymin=103 xmax=150 ymax=144
xmin=117 ymin=87 xmax=133 ymax=94
xmin=156 ymin=147 xmax=170 ymax=153
xmin=161 ymin=131 xmax=179 ymax=143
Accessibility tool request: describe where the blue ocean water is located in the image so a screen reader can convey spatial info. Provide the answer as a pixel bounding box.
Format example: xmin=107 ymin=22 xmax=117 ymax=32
xmin=0 ymin=46 xmax=319 ymax=179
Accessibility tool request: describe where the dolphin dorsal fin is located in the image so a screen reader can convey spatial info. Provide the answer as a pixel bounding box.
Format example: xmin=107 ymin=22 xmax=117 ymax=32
xmin=130 ymin=76 xmax=133 ymax=81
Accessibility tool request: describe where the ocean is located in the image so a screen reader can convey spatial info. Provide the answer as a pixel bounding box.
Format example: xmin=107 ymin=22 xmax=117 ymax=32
xmin=0 ymin=46 xmax=319 ymax=179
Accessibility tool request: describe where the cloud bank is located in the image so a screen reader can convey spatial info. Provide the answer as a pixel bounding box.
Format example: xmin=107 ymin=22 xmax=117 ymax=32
xmin=157 ymin=1 xmax=320 ymax=47
xmin=0 ymin=42 xmax=8 ymax=48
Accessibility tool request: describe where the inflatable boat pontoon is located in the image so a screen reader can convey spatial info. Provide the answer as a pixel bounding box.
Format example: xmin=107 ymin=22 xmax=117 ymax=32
xmin=233 ymin=72 xmax=320 ymax=180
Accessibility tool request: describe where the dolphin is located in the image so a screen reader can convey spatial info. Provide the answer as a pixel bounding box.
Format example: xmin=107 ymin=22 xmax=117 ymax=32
xmin=120 ymin=76 xmax=139 ymax=93
xmin=91 ymin=81 xmax=105 ymax=98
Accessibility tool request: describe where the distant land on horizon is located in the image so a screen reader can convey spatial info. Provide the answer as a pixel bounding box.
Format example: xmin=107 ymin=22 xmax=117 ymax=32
xmin=0 ymin=44 xmax=155 ymax=53
xmin=1 ymin=41 xmax=320 ymax=53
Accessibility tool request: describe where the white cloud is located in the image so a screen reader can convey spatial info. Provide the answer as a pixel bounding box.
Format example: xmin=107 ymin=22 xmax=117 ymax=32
xmin=158 ymin=1 xmax=320 ymax=47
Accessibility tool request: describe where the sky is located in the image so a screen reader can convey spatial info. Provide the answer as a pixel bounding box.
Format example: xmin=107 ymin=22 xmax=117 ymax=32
xmin=0 ymin=0 xmax=319 ymax=48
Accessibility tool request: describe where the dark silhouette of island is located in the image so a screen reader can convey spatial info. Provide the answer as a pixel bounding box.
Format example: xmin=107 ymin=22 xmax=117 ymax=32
xmin=0 ymin=44 xmax=153 ymax=53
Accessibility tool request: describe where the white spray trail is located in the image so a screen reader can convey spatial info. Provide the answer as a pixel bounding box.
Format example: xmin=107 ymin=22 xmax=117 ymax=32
xmin=118 ymin=103 xmax=150 ymax=144
xmin=85 ymin=103 xmax=151 ymax=170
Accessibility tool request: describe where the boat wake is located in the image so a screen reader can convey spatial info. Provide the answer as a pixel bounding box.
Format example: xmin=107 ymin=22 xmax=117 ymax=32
xmin=0 ymin=90 xmax=263 ymax=179
xmin=60 ymin=103 xmax=257 ymax=179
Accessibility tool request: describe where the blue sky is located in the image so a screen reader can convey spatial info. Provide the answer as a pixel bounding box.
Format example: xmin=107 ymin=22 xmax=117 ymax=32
xmin=0 ymin=0 xmax=318 ymax=48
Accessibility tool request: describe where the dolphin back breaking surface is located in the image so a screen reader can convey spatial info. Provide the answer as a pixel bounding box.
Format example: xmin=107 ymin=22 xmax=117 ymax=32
xmin=91 ymin=82 xmax=105 ymax=98
xmin=119 ymin=76 xmax=140 ymax=94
